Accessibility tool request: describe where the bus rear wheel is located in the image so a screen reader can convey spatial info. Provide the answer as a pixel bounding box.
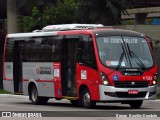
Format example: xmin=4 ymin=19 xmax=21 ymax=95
xmin=30 ymin=86 xmax=49 ymax=105
xmin=80 ymin=88 xmax=96 ymax=108
xmin=129 ymin=100 xmax=143 ymax=109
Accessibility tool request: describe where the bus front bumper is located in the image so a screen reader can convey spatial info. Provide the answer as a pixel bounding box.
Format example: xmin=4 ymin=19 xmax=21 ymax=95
xmin=99 ymin=85 xmax=157 ymax=101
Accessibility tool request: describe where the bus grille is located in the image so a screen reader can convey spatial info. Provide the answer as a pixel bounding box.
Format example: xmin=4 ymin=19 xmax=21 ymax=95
xmin=114 ymin=81 xmax=149 ymax=88
xmin=116 ymin=92 xmax=147 ymax=98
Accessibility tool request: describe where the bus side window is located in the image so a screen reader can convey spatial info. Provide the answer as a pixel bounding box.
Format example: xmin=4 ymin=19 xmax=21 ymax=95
xmin=78 ymin=35 xmax=97 ymax=69
xmin=5 ymin=39 xmax=14 ymax=62
xmin=23 ymin=36 xmax=62 ymax=62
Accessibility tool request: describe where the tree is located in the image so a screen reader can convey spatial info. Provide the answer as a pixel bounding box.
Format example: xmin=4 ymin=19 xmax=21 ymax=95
xmin=19 ymin=0 xmax=130 ymax=31
xmin=52 ymin=0 xmax=79 ymax=24
xmin=22 ymin=0 xmax=79 ymax=32
xmin=17 ymin=0 xmax=57 ymax=13
xmin=22 ymin=7 xmax=42 ymax=31
xmin=77 ymin=0 xmax=129 ymax=25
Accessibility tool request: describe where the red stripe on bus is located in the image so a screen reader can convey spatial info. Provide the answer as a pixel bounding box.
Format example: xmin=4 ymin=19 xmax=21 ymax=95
xmin=22 ymin=79 xmax=54 ymax=82
xmin=4 ymin=79 xmax=53 ymax=82
xmin=35 ymin=80 xmax=54 ymax=82
xmin=23 ymin=79 xmax=29 ymax=82
xmin=3 ymin=78 xmax=13 ymax=81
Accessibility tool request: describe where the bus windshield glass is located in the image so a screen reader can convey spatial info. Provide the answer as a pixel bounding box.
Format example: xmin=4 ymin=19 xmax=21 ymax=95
xmin=96 ymin=36 xmax=154 ymax=69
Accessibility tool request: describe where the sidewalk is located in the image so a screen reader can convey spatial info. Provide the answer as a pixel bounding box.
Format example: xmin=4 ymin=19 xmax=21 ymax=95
xmin=0 ymin=94 xmax=28 ymax=98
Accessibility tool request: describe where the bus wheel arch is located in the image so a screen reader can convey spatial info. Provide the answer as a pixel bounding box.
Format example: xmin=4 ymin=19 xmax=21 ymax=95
xmin=28 ymin=82 xmax=49 ymax=105
xmin=28 ymin=82 xmax=37 ymax=100
xmin=79 ymin=84 xmax=96 ymax=108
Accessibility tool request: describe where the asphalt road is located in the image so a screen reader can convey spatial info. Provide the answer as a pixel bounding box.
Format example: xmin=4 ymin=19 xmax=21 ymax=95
xmin=0 ymin=94 xmax=160 ymax=120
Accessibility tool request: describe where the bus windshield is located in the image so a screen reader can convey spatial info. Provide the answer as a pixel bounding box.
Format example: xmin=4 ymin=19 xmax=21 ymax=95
xmin=96 ymin=36 xmax=154 ymax=69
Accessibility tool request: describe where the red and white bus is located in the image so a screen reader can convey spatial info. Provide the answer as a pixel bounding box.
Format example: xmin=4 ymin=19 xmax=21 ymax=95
xmin=3 ymin=24 xmax=158 ymax=108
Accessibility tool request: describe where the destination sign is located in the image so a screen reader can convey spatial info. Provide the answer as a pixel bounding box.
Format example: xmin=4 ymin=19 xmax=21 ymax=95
xmin=104 ymin=37 xmax=138 ymax=44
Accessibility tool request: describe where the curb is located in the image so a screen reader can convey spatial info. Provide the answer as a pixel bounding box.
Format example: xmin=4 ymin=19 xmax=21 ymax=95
xmin=0 ymin=94 xmax=28 ymax=99
xmin=0 ymin=94 xmax=160 ymax=101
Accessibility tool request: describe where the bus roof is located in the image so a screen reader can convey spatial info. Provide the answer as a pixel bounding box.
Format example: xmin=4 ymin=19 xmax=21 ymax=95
xmin=42 ymin=24 xmax=105 ymax=31
xmin=92 ymin=29 xmax=144 ymax=37
xmin=7 ymin=24 xmax=106 ymax=38
xmin=7 ymin=24 xmax=144 ymax=38
xmin=8 ymin=31 xmax=58 ymax=38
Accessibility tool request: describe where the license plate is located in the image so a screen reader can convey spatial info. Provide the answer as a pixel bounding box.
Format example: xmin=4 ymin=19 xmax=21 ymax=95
xmin=128 ymin=90 xmax=138 ymax=94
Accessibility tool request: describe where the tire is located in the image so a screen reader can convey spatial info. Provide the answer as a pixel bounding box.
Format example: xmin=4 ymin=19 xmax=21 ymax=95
xmin=80 ymin=88 xmax=96 ymax=108
xmin=29 ymin=86 xmax=49 ymax=105
xmin=55 ymin=98 xmax=62 ymax=101
xmin=70 ymin=100 xmax=79 ymax=106
xmin=129 ymin=100 xmax=143 ymax=109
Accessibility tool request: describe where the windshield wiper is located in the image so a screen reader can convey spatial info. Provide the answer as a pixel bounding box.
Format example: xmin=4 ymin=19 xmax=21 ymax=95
xmin=116 ymin=52 xmax=125 ymax=70
xmin=126 ymin=43 xmax=146 ymax=70
xmin=116 ymin=42 xmax=128 ymax=70
xmin=130 ymin=51 xmax=146 ymax=70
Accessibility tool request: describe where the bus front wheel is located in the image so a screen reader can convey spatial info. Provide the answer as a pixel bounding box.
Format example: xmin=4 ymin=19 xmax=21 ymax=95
xmin=128 ymin=100 xmax=143 ymax=109
xmin=30 ymin=86 xmax=49 ymax=105
xmin=80 ymin=88 xmax=96 ymax=108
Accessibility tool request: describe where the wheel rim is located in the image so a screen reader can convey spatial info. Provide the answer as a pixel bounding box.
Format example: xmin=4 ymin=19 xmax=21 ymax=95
xmin=83 ymin=92 xmax=90 ymax=106
xmin=32 ymin=88 xmax=37 ymax=102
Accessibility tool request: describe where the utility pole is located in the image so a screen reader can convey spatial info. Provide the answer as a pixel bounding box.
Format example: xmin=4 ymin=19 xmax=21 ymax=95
xmin=7 ymin=0 xmax=19 ymax=33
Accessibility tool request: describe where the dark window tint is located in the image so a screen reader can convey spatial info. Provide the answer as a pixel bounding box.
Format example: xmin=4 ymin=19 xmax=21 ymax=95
xmin=5 ymin=39 xmax=14 ymax=62
xmin=5 ymin=36 xmax=63 ymax=62
xmin=23 ymin=36 xmax=63 ymax=62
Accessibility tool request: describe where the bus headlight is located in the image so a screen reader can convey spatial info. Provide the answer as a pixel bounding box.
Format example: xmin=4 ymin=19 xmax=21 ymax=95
xmin=100 ymin=72 xmax=110 ymax=86
xmin=153 ymin=74 xmax=158 ymax=85
xmin=153 ymin=80 xmax=157 ymax=85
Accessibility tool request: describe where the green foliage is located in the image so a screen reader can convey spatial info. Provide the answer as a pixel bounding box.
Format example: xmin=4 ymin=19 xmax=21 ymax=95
xmin=23 ymin=7 xmax=41 ymax=31
xmin=53 ymin=0 xmax=79 ymax=24
xmin=20 ymin=0 xmax=130 ymax=31
xmin=18 ymin=0 xmax=56 ymax=13
xmin=0 ymin=90 xmax=11 ymax=94
xmin=22 ymin=0 xmax=79 ymax=32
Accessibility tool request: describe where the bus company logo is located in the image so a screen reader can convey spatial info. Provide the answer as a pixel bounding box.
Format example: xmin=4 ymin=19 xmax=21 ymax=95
xmin=36 ymin=65 xmax=40 ymax=74
xmin=125 ymin=72 xmax=141 ymax=76
xmin=36 ymin=65 xmax=51 ymax=75
xmin=131 ymin=82 xmax=135 ymax=85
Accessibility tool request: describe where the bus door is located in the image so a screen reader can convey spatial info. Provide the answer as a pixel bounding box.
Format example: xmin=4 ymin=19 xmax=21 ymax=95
xmin=62 ymin=36 xmax=79 ymax=96
xmin=13 ymin=41 xmax=23 ymax=94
